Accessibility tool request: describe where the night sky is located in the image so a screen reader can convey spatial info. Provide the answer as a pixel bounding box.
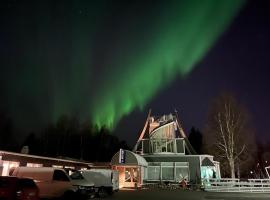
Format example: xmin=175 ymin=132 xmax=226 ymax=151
xmin=1 ymin=0 xmax=270 ymax=146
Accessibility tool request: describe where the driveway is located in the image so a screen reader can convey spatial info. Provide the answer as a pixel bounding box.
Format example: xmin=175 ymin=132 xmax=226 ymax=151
xmin=105 ymin=189 xmax=270 ymax=200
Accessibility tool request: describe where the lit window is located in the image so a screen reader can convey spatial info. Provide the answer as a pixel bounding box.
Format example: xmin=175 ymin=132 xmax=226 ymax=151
xmin=26 ymin=163 xmax=43 ymax=167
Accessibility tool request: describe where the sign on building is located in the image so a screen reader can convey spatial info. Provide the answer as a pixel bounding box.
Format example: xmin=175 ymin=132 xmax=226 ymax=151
xmin=119 ymin=149 xmax=126 ymax=164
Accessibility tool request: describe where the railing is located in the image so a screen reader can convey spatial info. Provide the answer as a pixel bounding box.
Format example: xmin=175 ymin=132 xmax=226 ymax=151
xmin=204 ymin=178 xmax=270 ymax=193
xmin=143 ymin=182 xmax=180 ymax=190
xmin=142 ymin=181 xmax=202 ymax=191
xmin=139 ymin=138 xmax=185 ymax=154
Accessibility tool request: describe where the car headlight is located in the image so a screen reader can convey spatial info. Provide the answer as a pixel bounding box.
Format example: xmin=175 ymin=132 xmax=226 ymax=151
xmin=77 ymin=185 xmax=95 ymax=190
xmin=78 ymin=185 xmax=86 ymax=190
xmin=86 ymin=186 xmax=95 ymax=191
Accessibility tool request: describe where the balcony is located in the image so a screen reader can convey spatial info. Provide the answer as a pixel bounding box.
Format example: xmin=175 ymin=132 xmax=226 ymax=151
xmin=135 ymin=138 xmax=185 ymax=155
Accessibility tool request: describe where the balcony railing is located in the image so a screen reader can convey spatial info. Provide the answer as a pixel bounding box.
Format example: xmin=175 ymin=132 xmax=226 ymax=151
xmin=136 ymin=138 xmax=185 ymax=154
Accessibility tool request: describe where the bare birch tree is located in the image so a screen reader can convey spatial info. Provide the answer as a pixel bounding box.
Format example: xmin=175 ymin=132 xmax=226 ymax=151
xmin=204 ymin=93 xmax=256 ymax=178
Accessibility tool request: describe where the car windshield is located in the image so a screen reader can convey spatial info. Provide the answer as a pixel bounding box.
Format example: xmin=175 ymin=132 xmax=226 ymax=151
xmin=70 ymin=171 xmax=84 ymax=180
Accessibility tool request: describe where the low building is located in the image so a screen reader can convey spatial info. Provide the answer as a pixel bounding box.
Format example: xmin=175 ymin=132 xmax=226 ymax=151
xmin=111 ymin=113 xmax=220 ymax=188
xmin=0 ymin=150 xmax=93 ymax=176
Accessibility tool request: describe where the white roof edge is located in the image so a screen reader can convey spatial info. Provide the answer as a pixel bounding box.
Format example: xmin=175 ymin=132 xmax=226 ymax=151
xmin=198 ymin=154 xmax=214 ymax=157
xmin=0 ymin=150 xmax=93 ymax=166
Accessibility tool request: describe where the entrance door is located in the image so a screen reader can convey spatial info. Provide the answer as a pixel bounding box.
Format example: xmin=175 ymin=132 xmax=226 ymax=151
xmin=124 ymin=167 xmax=139 ymax=188
xmin=115 ymin=166 xmax=140 ymax=188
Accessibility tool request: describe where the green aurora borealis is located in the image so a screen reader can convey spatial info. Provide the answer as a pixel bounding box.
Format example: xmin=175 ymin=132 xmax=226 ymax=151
xmin=2 ymin=0 xmax=244 ymax=130
xmin=91 ymin=0 xmax=244 ymax=129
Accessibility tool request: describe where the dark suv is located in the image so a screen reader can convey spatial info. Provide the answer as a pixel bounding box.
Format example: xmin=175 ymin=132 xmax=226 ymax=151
xmin=0 ymin=176 xmax=39 ymax=200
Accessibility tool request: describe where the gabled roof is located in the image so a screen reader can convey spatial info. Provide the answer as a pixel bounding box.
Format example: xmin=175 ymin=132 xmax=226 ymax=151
xmin=201 ymin=157 xmax=215 ymax=166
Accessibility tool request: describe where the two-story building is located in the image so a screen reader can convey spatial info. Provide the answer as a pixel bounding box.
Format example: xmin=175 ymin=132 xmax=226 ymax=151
xmin=111 ymin=113 xmax=220 ymax=188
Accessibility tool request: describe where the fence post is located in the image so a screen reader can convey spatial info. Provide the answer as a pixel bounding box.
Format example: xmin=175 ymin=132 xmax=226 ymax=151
xmin=262 ymin=179 xmax=264 ymax=193
xmin=238 ymin=179 xmax=240 ymax=192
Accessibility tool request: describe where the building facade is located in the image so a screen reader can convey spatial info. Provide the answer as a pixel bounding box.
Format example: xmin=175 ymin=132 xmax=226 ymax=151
xmin=111 ymin=113 xmax=220 ymax=188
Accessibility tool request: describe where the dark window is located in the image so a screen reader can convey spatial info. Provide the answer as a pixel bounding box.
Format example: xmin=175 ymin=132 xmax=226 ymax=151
xmin=143 ymin=140 xmax=150 ymax=153
xmin=70 ymin=171 xmax=84 ymax=180
xmin=53 ymin=170 xmax=70 ymax=182
xmin=162 ymin=147 xmax=166 ymax=152
xmin=176 ymin=139 xmax=184 ymax=153
xmin=18 ymin=179 xmax=36 ymax=188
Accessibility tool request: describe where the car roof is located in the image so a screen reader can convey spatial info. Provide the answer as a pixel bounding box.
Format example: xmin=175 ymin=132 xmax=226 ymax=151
xmin=13 ymin=167 xmax=67 ymax=181
xmin=15 ymin=167 xmax=62 ymax=172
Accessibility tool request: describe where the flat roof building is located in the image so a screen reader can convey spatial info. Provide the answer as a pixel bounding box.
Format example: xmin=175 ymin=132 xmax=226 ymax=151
xmin=0 ymin=150 xmax=93 ymax=176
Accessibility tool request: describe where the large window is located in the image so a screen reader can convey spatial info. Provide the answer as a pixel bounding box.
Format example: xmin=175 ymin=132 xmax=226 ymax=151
xmin=161 ymin=162 xmax=174 ymax=180
xmin=150 ymin=139 xmax=175 ymax=153
xmin=26 ymin=163 xmax=43 ymax=168
xmin=175 ymin=162 xmax=189 ymax=182
xmin=162 ymin=167 xmax=174 ymax=180
xmin=167 ymin=140 xmax=174 ymax=152
xmin=148 ymin=166 xmax=160 ymax=180
xmin=201 ymin=166 xmax=215 ymax=179
xmin=143 ymin=167 xmax=147 ymax=180
xmin=147 ymin=163 xmax=161 ymax=180
xmin=147 ymin=162 xmax=189 ymax=182
xmin=1 ymin=161 xmax=20 ymax=176
xmin=150 ymin=140 xmax=165 ymax=153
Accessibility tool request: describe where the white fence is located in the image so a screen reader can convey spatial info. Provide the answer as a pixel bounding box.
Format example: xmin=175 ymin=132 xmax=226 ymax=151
xmin=204 ymin=178 xmax=270 ymax=193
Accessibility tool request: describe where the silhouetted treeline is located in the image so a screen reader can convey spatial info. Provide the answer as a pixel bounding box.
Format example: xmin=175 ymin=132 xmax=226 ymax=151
xmin=0 ymin=110 xmax=19 ymax=151
xmin=188 ymin=126 xmax=202 ymax=154
xmin=0 ymin=113 xmax=130 ymax=162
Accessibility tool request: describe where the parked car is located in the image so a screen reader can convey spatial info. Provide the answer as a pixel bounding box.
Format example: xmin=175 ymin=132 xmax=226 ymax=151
xmin=12 ymin=167 xmax=76 ymax=199
xmin=68 ymin=171 xmax=96 ymax=199
xmin=0 ymin=176 xmax=39 ymax=200
xmin=70 ymin=169 xmax=119 ymax=198
xmin=12 ymin=167 xmax=95 ymax=199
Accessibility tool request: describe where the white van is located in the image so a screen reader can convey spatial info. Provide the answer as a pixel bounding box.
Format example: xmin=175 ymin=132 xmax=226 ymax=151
xmin=70 ymin=169 xmax=119 ymax=198
xmin=12 ymin=167 xmax=87 ymax=199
